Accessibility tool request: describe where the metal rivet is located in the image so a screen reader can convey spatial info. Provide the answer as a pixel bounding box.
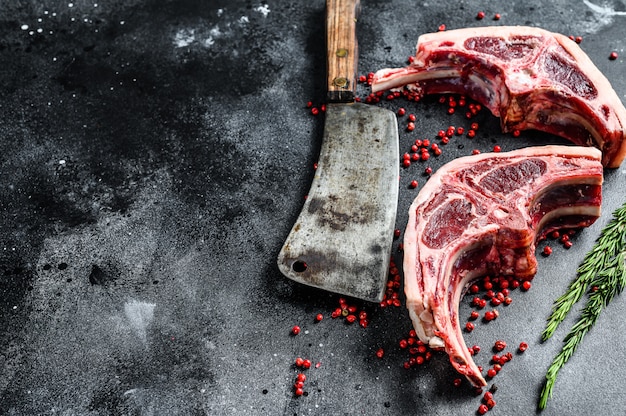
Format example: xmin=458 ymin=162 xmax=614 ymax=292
xmin=336 ymin=48 xmax=348 ymax=58
xmin=332 ymin=77 xmax=349 ymax=88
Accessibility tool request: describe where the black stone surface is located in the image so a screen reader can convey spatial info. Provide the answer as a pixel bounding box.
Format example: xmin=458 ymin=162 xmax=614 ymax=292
xmin=1 ymin=1 xmax=625 ymax=415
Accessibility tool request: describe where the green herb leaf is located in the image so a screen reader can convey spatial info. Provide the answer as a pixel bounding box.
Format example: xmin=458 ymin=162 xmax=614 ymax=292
xmin=539 ymin=201 xmax=626 ymax=410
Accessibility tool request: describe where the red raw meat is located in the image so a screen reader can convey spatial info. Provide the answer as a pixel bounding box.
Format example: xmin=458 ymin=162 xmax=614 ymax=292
xmin=402 ymin=145 xmax=603 ymax=387
xmin=372 ymin=26 xmax=626 ymax=168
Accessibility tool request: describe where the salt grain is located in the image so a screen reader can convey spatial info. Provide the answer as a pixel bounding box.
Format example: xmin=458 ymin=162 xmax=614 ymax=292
xmin=255 ymin=5 xmax=270 ymax=17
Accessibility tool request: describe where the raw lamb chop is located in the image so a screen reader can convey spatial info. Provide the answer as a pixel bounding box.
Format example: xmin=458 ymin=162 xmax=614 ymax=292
xmin=403 ymin=145 xmax=603 ymax=387
xmin=372 ymin=26 xmax=626 ymax=168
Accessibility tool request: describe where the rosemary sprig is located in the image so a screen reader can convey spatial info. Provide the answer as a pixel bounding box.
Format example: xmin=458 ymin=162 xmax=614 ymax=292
xmin=538 ymin=201 xmax=626 ymax=410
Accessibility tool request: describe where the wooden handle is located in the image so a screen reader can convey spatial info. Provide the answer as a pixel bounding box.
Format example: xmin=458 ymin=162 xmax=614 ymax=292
xmin=326 ymin=0 xmax=360 ymax=103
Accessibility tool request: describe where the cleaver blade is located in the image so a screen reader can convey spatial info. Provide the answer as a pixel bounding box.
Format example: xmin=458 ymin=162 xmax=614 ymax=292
xmin=277 ymin=0 xmax=399 ymax=302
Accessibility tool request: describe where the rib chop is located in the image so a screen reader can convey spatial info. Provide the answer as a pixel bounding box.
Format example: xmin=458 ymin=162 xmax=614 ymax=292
xmin=403 ymin=145 xmax=603 ymax=387
xmin=371 ymin=26 xmax=626 ymax=168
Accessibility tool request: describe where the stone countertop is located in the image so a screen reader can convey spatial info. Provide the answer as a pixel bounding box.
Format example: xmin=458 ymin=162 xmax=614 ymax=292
xmin=1 ymin=1 xmax=625 ymax=415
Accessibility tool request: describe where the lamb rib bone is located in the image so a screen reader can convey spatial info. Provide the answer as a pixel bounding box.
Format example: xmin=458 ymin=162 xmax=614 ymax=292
xmin=372 ymin=26 xmax=626 ymax=168
xmin=403 ymin=145 xmax=603 ymax=387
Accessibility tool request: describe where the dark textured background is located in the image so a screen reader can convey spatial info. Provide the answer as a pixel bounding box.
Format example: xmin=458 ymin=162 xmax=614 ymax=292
xmin=1 ymin=1 xmax=625 ymax=415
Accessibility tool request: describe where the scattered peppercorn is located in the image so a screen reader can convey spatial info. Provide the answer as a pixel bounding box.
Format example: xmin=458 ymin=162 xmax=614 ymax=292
xmin=609 ymin=51 xmax=618 ymax=60
xmin=476 ymin=11 xmax=485 ymax=20
xmin=543 ymin=245 xmax=552 ymax=256
xmin=484 ymin=310 xmax=497 ymax=321
xmin=493 ymin=340 xmax=507 ymax=352
xmin=518 ymin=342 xmax=528 ymax=353
xmin=291 ymin=325 xmax=301 ymax=335
xmin=483 ymin=391 xmax=494 ymax=402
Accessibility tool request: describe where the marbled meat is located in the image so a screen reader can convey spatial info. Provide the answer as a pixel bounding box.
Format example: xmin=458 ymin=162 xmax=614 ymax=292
xmin=372 ymin=26 xmax=626 ymax=168
xmin=402 ymin=145 xmax=603 ymax=387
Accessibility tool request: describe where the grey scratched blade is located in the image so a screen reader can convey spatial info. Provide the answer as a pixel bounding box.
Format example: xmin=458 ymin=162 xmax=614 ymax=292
xmin=277 ymin=102 xmax=399 ymax=302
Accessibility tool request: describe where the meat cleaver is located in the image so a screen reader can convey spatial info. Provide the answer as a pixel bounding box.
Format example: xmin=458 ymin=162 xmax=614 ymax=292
xmin=277 ymin=0 xmax=399 ymax=302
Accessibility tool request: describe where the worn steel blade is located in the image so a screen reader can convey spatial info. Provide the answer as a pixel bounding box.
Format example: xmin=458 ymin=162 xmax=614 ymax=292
xmin=277 ymin=102 xmax=399 ymax=302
